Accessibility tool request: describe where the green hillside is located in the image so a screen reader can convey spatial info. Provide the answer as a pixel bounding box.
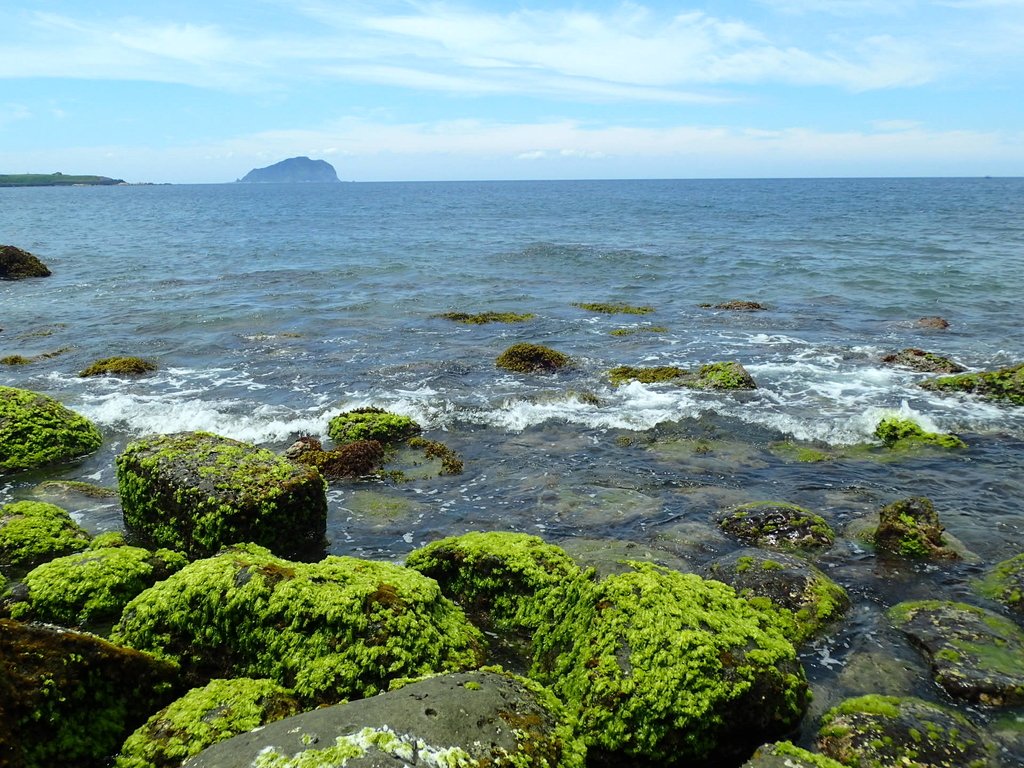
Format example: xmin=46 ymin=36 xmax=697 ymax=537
xmin=0 ymin=173 xmax=124 ymax=187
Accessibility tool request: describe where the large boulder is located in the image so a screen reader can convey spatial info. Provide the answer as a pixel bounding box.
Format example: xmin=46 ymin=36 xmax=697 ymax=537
xmin=496 ymin=343 xmax=572 ymax=373
xmin=0 ymin=618 xmax=180 ymax=768
xmin=0 ymin=500 xmax=90 ymax=569
xmin=183 ymin=670 xmax=584 ymax=768
xmin=530 ymin=562 xmax=808 ymax=765
xmin=0 ymin=386 xmax=103 ymax=474
xmin=112 ymin=544 xmax=485 ymax=704
xmin=921 ymin=362 xmax=1024 ymax=406
xmin=0 ymin=245 xmax=51 ymax=279
xmin=327 ymin=407 xmax=420 ymax=446
xmin=116 ymin=431 xmax=327 ymax=559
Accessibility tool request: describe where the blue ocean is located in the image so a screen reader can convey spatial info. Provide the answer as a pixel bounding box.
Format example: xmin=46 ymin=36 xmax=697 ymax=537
xmin=3 ymin=178 xmax=1024 ymax=743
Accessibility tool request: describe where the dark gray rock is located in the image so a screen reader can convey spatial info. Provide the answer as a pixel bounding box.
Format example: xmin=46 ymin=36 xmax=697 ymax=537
xmin=717 ymin=502 xmax=835 ymax=551
xmin=881 ymin=348 xmax=965 ymax=373
xmin=0 ymin=246 xmax=50 ymax=279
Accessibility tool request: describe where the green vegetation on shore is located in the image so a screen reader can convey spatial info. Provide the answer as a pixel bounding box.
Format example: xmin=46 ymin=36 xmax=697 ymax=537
xmin=0 ymin=173 xmax=124 ymax=187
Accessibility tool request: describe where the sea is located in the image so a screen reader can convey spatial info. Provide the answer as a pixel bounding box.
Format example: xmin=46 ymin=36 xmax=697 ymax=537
xmin=2 ymin=177 xmax=1024 ymax=749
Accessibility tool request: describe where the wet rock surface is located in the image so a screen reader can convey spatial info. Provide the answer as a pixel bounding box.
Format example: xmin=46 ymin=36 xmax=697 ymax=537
xmin=717 ymin=501 xmax=835 ymax=551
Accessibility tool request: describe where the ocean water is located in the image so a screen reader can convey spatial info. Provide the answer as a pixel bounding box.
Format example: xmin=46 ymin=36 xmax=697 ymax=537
xmin=3 ymin=178 xmax=1024 ymax=746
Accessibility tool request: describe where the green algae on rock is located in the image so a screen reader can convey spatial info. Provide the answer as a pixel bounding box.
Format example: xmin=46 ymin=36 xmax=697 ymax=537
xmin=115 ymin=678 xmax=302 ymax=768
xmin=874 ymin=497 xmax=959 ymax=560
xmin=0 ymin=500 xmax=90 ymax=569
xmin=530 ymin=562 xmax=808 ymax=764
xmin=407 ymin=436 xmax=464 ymax=475
xmin=873 ymin=416 xmax=967 ymax=450
xmin=79 ymin=356 xmax=158 ymax=377
xmin=284 ymin=435 xmax=386 ymax=479
xmin=608 ymin=365 xmax=688 ymax=386
xmin=609 ymin=325 xmax=668 ymax=337
xmin=572 ymin=301 xmax=653 ymax=315
xmin=609 ymin=361 xmax=756 ymax=390
xmin=435 ymin=311 xmax=536 ymax=324
xmin=881 ymin=348 xmax=965 ymax=374
xmin=889 ymin=600 xmax=1024 ymax=706
xmin=695 ymin=361 xmax=757 ymax=389
xmin=717 ymin=501 xmax=835 ymax=551
xmin=700 ymin=300 xmax=768 ymax=311
xmin=116 ymin=431 xmax=327 ymax=559
xmin=921 ymin=362 xmax=1024 ymax=405
xmin=327 ymin=407 xmax=421 ymax=446
xmin=741 ymin=741 xmax=846 ymax=768
xmin=768 ymin=441 xmax=833 ymax=463
xmin=0 ymin=386 xmax=103 ymax=474
xmin=816 ymin=694 xmax=995 ymax=768
xmin=0 ymin=245 xmax=51 ymax=279
xmin=496 ymin=342 xmax=571 ymax=373
xmin=973 ymin=553 xmax=1024 ymax=616
xmin=112 ymin=543 xmax=485 ymax=704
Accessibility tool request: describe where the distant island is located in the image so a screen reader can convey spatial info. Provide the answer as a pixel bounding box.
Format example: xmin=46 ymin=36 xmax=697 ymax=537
xmin=237 ymin=157 xmax=340 ymax=183
xmin=0 ymin=172 xmax=125 ymax=187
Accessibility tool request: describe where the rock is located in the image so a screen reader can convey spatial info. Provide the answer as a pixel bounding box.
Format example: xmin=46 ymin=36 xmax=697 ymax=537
xmin=873 ymin=415 xmax=966 ymax=449
xmin=407 ymin=436 xmax=464 ymax=475
xmin=874 ymin=497 xmax=959 ymax=560
xmin=881 ymin=347 xmax=966 ymax=373
xmin=704 ymin=549 xmax=849 ymax=645
xmin=717 ymin=501 xmax=835 ymax=551
xmin=286 ymin=435 xmax=387 ymax=480
xmin=530 ymin=562 xmax=808 ymax=764
xmin=973 ymin=553 xmax=1024 ymax=615
xmin=0 ymin=386 xmax=103 ymax=474
xmin=889 ymin=600 xmax=1024 ymax=706
xmin=694 ymin=360 xmax=758 ymax=389
xmin=0 ymin=500 xmax=90 ymax=569
xmin=183 ymin=670 xmax=585 ymax=768
xmin=0 ymin=245 xmax=51 ymax=279
xmin=115 ymin=678 xmax=302 ymax=768
xmin=609 ymin=361 xmax=757 ymax=389
xmin=112 ymin=543 xmax=485 ymax=703
xmin=327 ymin=407 xmax=420 ymax=446
xmin=116 ymin=431 xmax=327 ymax=559
xmin=920 ymin=362 xmax=1024 ymax=406
xmin=573 ymin=302 xmax=653 ymax=315
xmin=79 ymin=356 xmax=158 ymax=377
xmin=741 ymin=741 xmax=845 ymax=768
xmin=700 ymin=300 xmax=768 ymax=311
xmin=435 ymin=311 xmax=535 ymax=324
xmin=916 ymin=316 xmax=950 ymax=329
xmin=237 ymin=156 xmax=340 ymax=183
xmin=7 ymin=540 xmax=187 ymax=628
xmin=816 ymin=695 xmax=995 ymax=768
xmin=496 ymin=343 xmax=572 ymax=373
xmin=0 ymin=618 xmax=180 ymax=768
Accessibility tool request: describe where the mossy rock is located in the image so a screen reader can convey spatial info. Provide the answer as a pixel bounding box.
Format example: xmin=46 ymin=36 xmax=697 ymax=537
xmin=1 ymin=355 xmax=32 ymax=366
xmin=705 ymin=549 xmax=849 ymax=645
xmin=407 ymin=436 xmax=464 ymax=475
xmin=530 ymin=562 xmax=808 ymax=764
xmin=406 ymin=531 xmax=582 ymax=633
xmin=0 ymin=618 xmax=180 ymax=768
xmin=889 ymin=600 xmax=1024 ymax=706
xmin=874 ymin=496 xmax=959 ymax=560
xmin=608 ymin=365 xmax=688 ymax=386
xmin=8 ymin=543 xmax=187 ymax=628
xmin=116 ymin=431 xmax=327 ymax=559
xmin=700 ymin=300 xmax=768 ymax=311
xmin=881 ymin=348 xmax=965 ymax=374
xmin=973 ymin=553 xmax=1024 ymax=615
xmin=115 ymin=678 xmax=301 ymax=768
xmin=573 ymin=302 xmax=653 ymax=315
xmin=326 ymin=407 xmax=421 ymax=446
xmin=112 ymin=544 xmax=485 ymax=704
xmin=0 ymin=386 xmax=103 ymax=474
xmin=285 ymin=435 xmax=386 ymax=479
xmin=742 ymin=741 xmax=845 ymax=768
xmin=0 ymin=500 xmax=91 ymax=569
xmin=609 ymin=361 xmax=756 ymax=390
xmin=435 ymin=311 xmax=535 ymax=324
xmin=874 ymin=416 xmax=966 ymax=450
xmin=609 ymin=325 xmax=667 ymax=337
xmin=496 ymin=343 xmax=571 ymax=374
xmin=768 ymin=441 xmax=833 ymax=463
xmin=717 ymin=502 xmax=835 ymax=551
xmin=694 ymin=361 xmax=757 ymax=390
xmin=79 ymin=356 xmax=158 ymax=377
xmin=183 ymin=670 xmax=585 ymax=768
xmin=0 ymin=245 xmax=51 ymax=279
xmin=921 ymin=362 xmax=1024 ymax=406
xmin=816 ymin=695 xmax=995 ymax=768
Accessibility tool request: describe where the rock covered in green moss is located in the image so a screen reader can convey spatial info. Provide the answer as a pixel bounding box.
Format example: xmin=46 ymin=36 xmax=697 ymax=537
xmin=184 ymin=669 xmax=585 ymax=768
xmin=573 ymin=301 xmax=653 ymax=315
xmin=0 ymin=386 xmax=103 ymax=474
xmin=889 ymin=600 xmax=1024 ymax=706
xmin=0 ymin=245 xmax=51 ymax=279
xmin=530 ymin=562 xmax=808 ymax=764
xmin=874 ymin=497 xmax=959 ymax=560
xmin=816 ymin=695 xmax=995 ymax=768
xmin=973 ymin=553 xmax=1024 ymax=615
xmin=717 ymin=502 xmax=835 ymax=551
xmin=695 ymin=361 xmax=757 ymax=390
xmin=79 ymin=356 xmax=158 ymax=377
xmin=874 ymin=416 xmax=966 ymax=450
xmin=0 ymin=500 xmax=90 ymax=568
xmin=608 ymin=365 xmax=687 ymax=386
xmin=921 ymin=362 xmax=1024 ymax=405
xmin=0 ymin=618 xmax=180 ymax=768
xmin=406 ymin=531 xmax=582 ymax=633
xmin=115 ymin=678 xmax=301 ymax=768
xmin=327 ymin=407 xmax=421 ymax=446
xmin=700 ymin=300 xmax=768 ymax=311
xmin=407 ymin=436 xmax=464 ymax=475
xmin=113 ymin=544 xmax=485 ymax=704
xmin=116 ymin=431 xmax=327 ymax=559
xmin=741 ymin=741 xmax=845 ymax=768
xmin=609 ymin=361 xmax=756 ymax=390
xmin=284 ymin=435 xmax=385 ymax=479
xmin=436 ymin=311 xmax=535 ymax=324
xmin=496 ymin=342 xmax=572 ymax=373
xmin=882 ymin=348 xmax=965 ymax=374
xmin=705 ymin=550 xmax=849 ymax=645
xmin=8 ymin=540 xmax=187 ymax=628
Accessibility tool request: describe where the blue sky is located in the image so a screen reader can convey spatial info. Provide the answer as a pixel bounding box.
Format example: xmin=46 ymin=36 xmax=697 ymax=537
xmin=2 ymin=0 xmax=1023 ymax=182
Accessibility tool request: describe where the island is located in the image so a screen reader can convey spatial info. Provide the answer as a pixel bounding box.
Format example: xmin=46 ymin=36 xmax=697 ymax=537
xmin=236 ymin=157 xmax=340 ymax=183
xmin=0 ymin=173 xmax=125 ymax=187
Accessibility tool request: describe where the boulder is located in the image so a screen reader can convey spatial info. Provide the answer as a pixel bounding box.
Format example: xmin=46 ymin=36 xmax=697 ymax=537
xmin=700 ymin=300 xmax=768 ymax=311
xmin=921 ymin=362 xmax=1024 ymax=406
xmin=717 ymin=501 xmax=835 ymax=551
xmin=285 ymin=435 xmax=386 ymax=480
xmin=881 ymin=348 xmax=965 ymax=373
xmin=741 ymin=741 xmax=845 ymax=768
xmin=609 ymin=361 xmax=756 ymax=389
xmin=327 ymin=407 xmax=421 ymax=446
xmin=915 ymin=316 xmax=950 ymax=329
xmin=79 ymin=356 xmax=158 ymax=377
xmin=112 ymin=544 xmax=485 ymax=703
xmin=873 ymin=415 xmax=966 ymax=450
xmin=530 ymin=562 xmax=808 ymax=764
xmin=183 ymin=670 xmax=585 ymax=768
xmin=496 ymin=343 xmax=572 ymax=373
xmin=0 ymin=245 xmax=51 ymax=279
xmin=973 ymin=553 xmax=1024 ymax=615
xmin=0 ymin=500 xmax=90 ymax=569
xmin=0 ymin=618 xmax=180 ymax=768
xmin=889 ymin=600 xmax=1024 ymax=706
xmin=874 ymin=497 xmax=959 ymax=560
xmin=0 ymin=386 xmax=103 ymax=474
xmin=116 ymin=431 xmax=327 ymax=559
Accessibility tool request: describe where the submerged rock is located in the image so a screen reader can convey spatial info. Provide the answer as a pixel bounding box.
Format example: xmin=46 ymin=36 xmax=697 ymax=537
xmin=435 ymin=310 xmax=535 ymax=324
xmin=0 ymin=500 xmax=90 ymax=569
xmin=921 ymin=362 xmax=1024 ymax=406
xmin=531 ymin=562 xmax=808 ymax=765
xmin=0 ymin=386 xmax=103 ymax=474
xmin=973 ymin=553 xmax=1024 ymax=616
xmin=573 ymin=301 xmax=653 ymax=315
xmin=889 ymin=600 xmax=1024 ymax=706
xmin=0 ymin=245 xmax=51 ymax=279
xmin=881 ymin=348 xmax=965 ymax=373
xmin=285 ymin=435 xmax=386 ymax=480
xmin=700 ymin=300 xmax=768 ymax=311
xmin=112 ymin=543 xmax=485 ymax=703
xmin=496 ymin=342 xmax=572 ymax=373
xmin=874 ymin=496 xmax=960 ymax=560
xmin=327 ymin=407 xmax=421 ymax=446
xmin=915 ymin=316 xmax=950 ymax=329
xmin=183 ymin=670 xmax=585 ymax=768
xmin=717 ymin=501 xmax=835 ymax=551
xmin=116 ymin=431 xmax=327 ymax=559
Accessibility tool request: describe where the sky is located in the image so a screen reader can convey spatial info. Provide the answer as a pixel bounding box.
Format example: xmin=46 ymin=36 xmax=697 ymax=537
xmin=2 ymin=0 xmax=1023 ymax=183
